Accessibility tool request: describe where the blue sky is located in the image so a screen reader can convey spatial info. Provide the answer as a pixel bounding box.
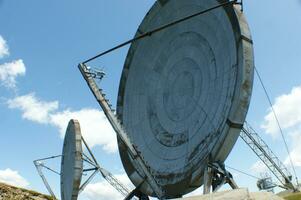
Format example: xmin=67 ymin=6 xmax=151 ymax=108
xmin=0 ymin=0 xmax=301 ymax=199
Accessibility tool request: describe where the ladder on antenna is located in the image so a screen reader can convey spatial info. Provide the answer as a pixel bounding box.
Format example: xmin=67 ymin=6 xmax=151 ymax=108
xmin=78 ymin=63 xmax=163 ymax=198
xmin=240 ymin=122 xmax=297 ymax=191
xmin=101 ymin=167 xmax=130 ymax=196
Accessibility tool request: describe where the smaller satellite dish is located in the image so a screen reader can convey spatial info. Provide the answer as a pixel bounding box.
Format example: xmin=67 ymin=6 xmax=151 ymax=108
xmin=35 ymin=119 xmax=134 ymax=199
xmin=60 ymin=119 xmax=133 ymax=200
xmin=61 ymin=119 xmax=83 ymax=200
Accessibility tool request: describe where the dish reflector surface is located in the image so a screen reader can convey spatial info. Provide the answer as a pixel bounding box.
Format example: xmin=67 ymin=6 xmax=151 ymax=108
xmin=61 ymin=119 xmax=83 ymax=200
xmin=117 ymin=0 xmax=254 ymax=197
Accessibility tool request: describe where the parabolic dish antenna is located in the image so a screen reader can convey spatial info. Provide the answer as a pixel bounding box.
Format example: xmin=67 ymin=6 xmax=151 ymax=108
xmin=61 ymin=119 xmax=83 ymax=200
xmin=117 ymin=0 xmax=254 ymax=198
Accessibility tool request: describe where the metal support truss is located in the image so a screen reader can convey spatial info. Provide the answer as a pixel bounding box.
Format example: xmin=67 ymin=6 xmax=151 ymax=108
xmin=33 ymin=155 xmax=61 ymax=199
xmin=79 ymin=168 xmax=98 ymax=193
xmin=203 ymin=161 xmax=238 ymax=194
xmin=124 ymin=184 xmax=150 ymax=200
xmin=78 ymin=63 xmax=163 ymax=198
xmin=80 ymin=136 xmax=132 ymax=197
xmin=240 ymin=122 xmax=297 ymax=191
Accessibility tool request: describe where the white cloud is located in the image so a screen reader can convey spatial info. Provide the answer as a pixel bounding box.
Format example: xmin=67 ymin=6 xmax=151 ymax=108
xmin=284 ymin=131 xmax=301 ymax=167
xmin=50 ymin=109 xmax=117 ymax=153
xmin=0 ymin=59 xmax=26 ymax=89
xmin=82 ymin=174 xmax=134 ymax=200
xmin=251 ymin=161 xmax=268 ymax=174
xmin=0 ymin=168 xmax=29 ymax=188
xmin=1 ymin=34 xmax=117 ymax=154
xmin=7 ymin=93 xmax=117 ymax=153
xmin=0 ymin=35 xmax=9 ymax=58
xmin=7 ymin=93 xmax=59 ymax=124
xmin=261 ymin=85 xmax=301 ymax=168
xmin=261 ymin=86 xmax=301 ymax=138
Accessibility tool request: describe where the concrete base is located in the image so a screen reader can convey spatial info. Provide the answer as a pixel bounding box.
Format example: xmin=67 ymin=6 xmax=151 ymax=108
xmin=250 ymin=191 xmax=283 ymax=200
xmin=178 ymin=189 xmax=283 ymax=200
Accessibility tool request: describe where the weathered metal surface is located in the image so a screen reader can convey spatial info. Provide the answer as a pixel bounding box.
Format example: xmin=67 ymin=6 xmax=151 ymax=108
xmin=60 ymin=119 xmax=83 ymax=200
xmin=117 ymin=0 xmax=254 ymax=198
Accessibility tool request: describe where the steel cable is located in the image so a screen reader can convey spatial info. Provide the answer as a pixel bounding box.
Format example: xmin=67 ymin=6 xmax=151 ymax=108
xmin=82 ymin=0 xmax=238 ymax=64
xmin=255 ymin=67 xmax=299 ymax=186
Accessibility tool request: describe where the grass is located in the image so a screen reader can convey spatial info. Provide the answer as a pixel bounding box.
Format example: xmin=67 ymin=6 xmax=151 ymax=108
xmin=0 ymin=182 xmax=55 ymax=200
xmin=281 ymin=192 xmax=301 ymax=200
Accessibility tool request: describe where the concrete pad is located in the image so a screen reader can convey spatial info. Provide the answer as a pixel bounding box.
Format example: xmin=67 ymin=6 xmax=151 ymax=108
xmin=249 ymin=191 xmax=284 ymax=200
xmin=179 ymin=188 xmax=250 ymax=200
xmin=178 ymin=189 xmax=285 ymax=200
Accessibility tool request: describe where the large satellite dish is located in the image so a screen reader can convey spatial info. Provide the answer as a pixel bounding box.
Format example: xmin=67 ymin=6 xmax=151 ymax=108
xmin=61 ymin=119 xmax=83 ymax=200
xmin=117 ymin=0 xmax=254 ymax=198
